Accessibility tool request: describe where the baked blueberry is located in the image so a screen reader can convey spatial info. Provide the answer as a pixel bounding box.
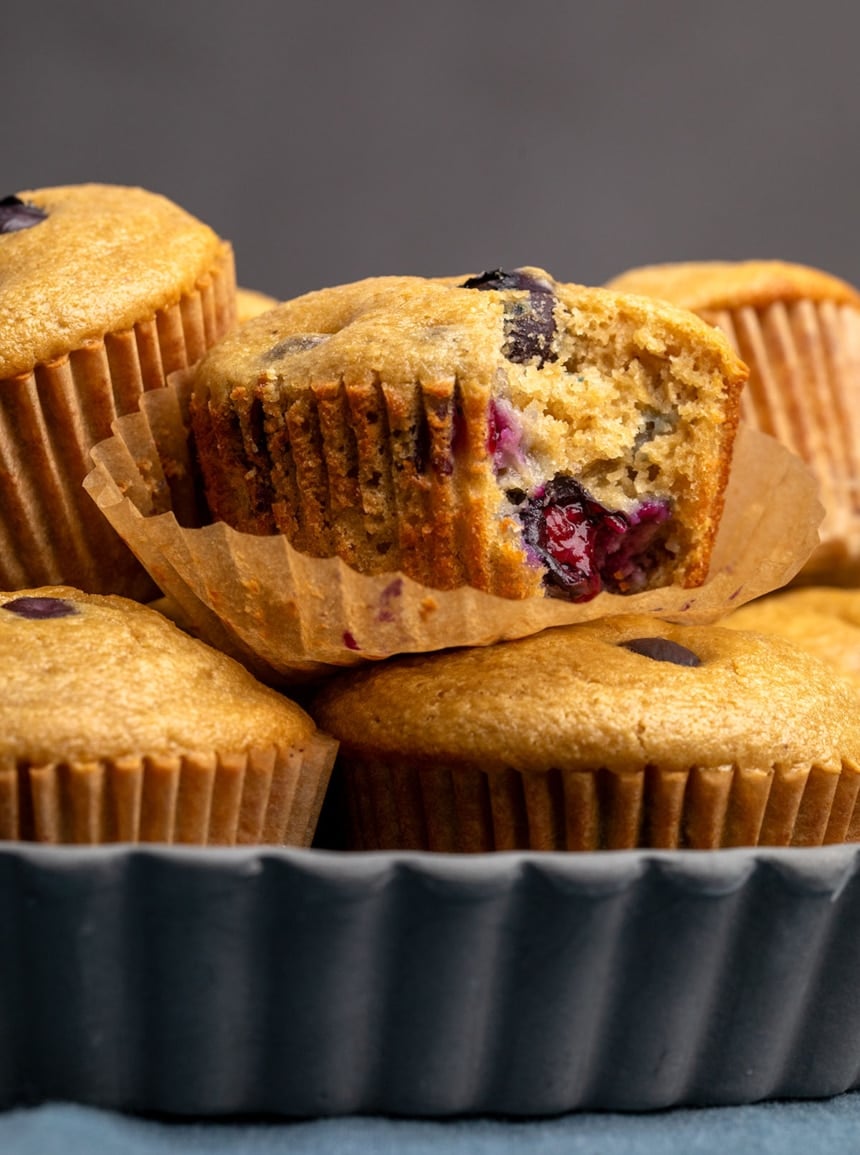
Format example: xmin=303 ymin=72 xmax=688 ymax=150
xmin=620 ymin=636 xmax=701 ymax=666
xmin=0 ymin=195 xmax=47 ymax=234
xmin=461 ymin=268 xmax=554 ymax=294
xmin=503 ymin=291 xmax=557 ymax=366
xmin=461 ymin=268 xmax=557 ymax=367
xmin=2 ymin=596 xmax=77 ymax=619
xmin=518 ymin=475 xmax=671 ymax=602
xmin=262 ymin=334 xmax=329 ymax=362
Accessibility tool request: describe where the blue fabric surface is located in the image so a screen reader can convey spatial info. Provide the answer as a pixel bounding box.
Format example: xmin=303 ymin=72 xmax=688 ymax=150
xmin=5 ymin=1097 xmax=860 ymax=1155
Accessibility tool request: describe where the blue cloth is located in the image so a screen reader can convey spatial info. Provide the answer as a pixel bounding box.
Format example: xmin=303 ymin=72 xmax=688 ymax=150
xmin=4 ymin=1097 xmax=860 ymax=1155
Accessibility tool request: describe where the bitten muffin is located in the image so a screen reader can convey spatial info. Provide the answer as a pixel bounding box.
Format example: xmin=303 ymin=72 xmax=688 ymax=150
xmin=190 ymin=268 xmax=747 ymax=602
xmin=724 ymin=587 xmax=860 ymax=693
xmin=0 ymin=587 xmax=337 ymax=844
xmin=606 ymin=260 xmax=860 ymax=580
xmin=311 ymin=615 xmax=860 ymax=851
xmin=0 ymin=184 xmax=237 ymax=599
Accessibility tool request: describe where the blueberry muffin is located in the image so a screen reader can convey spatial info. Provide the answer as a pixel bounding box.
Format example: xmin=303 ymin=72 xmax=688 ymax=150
xmin=606 ymin=260 xmax=860 ymax=580
xmin=312 ymin=615 xmax=860 ymax=851
xmin=724 ymin=587 xmax=860 ymax=693
xmin=0 ymin=587 xmax=337 ymax=844
xmin=190 ymin=268 xmax=747 ymax=602
xmin=0 ymin=184 xmax=237 ymax=599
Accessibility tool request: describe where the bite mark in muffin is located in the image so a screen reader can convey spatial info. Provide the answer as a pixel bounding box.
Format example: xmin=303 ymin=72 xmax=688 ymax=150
xmin=190 ymin=268 xmax=747 ymax=602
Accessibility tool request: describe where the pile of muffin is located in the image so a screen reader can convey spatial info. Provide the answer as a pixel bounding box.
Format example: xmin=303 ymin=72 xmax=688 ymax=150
xmin=3 ymin=183 xmax=860 ymax=851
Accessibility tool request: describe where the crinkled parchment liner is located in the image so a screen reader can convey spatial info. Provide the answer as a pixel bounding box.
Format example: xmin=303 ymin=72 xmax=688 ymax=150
xmin=83 ymin=371 xmax=823 ymax=685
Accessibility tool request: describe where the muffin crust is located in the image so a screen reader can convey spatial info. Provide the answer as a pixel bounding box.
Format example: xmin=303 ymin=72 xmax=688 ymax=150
xmin=724 ymin=587 xmax=860 ymax=693
xmin=0 ymin=586 xmax=317 ymax=764
xmin=314 ymin=615 xmax=860 ymax=774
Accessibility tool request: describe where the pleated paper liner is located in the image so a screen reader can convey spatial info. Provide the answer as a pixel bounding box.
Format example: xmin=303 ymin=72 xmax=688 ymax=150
xmin=0 ymin=733 xmax=337 ymax=846
xmin=83 ymin=371 xmax=822 ymax=684
xmin=344 ymin=756 xmax=860 ymax=852
xmin=0 ymin=245 xmax=236 ymax=601
xmin=701 ymin=299 xmax=860 ymax=582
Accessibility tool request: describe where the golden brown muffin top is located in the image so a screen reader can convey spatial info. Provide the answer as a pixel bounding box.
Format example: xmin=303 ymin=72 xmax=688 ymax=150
xmin=193 ymin=267 xmax=747 ymax=406
xmin=236 ymin=286 xmax=279 ymax=324
xmin=0 ymin=184 xmax=231 ymax=378
xmin=605 ymin=260 xmax=860 ymax=313
xmin=313 ymin=614 xmax=860 ymax=774
xmin=724 ymin=588 xmax=860 ymax=693
xmin=0 ymin=586 xmax=318 ymax=764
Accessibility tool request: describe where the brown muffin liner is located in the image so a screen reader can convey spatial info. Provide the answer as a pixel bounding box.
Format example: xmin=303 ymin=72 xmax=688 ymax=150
xmin=0 ymin=245 xmax=236 ymax=601
xmin=84 ymin=372 xmax=822 ymax=684
xmin=701 ymin=300 xmax=860 ymax=581
xmin=342 ymin=755 xmax=860 ymax=852
xmin=0 ymin=731 xmax=337 ymax=846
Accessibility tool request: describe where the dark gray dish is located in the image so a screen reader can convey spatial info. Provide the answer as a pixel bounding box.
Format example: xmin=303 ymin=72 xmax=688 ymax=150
xmin=1 ymin=842 xmax=860 ymax=1117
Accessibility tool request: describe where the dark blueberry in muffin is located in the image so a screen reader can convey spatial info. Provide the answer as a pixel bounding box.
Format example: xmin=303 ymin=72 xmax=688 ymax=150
xmin=460 ymin=268 xmax=557 ymax=367
xmin=620 ymin=637 xmax=701 ymax=666
xmin=0 ymin=195 xmax=47 ymax=234
xmin=2 ymin=596 xmax=77 ymax=619
xmin=503 ymin=291 xmax=557 ymax=367
xmin=519 ymin=475 xmax=672 ymax=602
xmin=461 ymin=268 xmax=554 ymax=294
xmin=262 ymin=333 xmax=329 ymax=362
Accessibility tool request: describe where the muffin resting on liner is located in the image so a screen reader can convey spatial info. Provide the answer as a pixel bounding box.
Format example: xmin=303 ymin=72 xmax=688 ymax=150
xmin=311 ymin=615 xmax=860 ymax=851
xmin=606 ymin=259 xmax=860 ymax=581
xmin=189 ymin=268 xmax=747 ymax=602
xmin=0 ymin=184 xmax=237 ymax=599
xmin=0 ymin=587 xmax=337 ymax=844
xmin=84 ymin=370 xmax=822 ymax=682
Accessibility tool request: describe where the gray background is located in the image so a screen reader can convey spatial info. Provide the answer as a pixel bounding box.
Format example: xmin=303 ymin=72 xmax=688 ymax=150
xmin=4 ymin=1 xmax=860 ymax=300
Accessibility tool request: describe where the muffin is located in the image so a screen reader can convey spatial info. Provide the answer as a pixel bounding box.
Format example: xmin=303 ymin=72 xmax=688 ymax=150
xmin=606 ymin=260 xmax=860 ymax=580
xmin=189 ymin=268 xmax=748 ymax=602
xmin=724 ymin=587 xmax=860 ymax=693
xmin=0 ymin=586 xmax=337 ymax=844
xmin=236 ymin=286 xmax=279 ymax=323
xmin=311 ymin=615 xmax=860 ymax=851
xmin=0 ymin=183 xmax=237 ymax=599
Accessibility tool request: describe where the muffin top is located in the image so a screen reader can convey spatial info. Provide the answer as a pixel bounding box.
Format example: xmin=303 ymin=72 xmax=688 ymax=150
xmin=312 ymin=614 xmax=860 ymax=774
xmin=0 ymin=587 xmax=318 ymax=764
xmin=193 ymin=266 xmax=746 ymax=405
xmin=0 ymin=183 xmax=231 ymax=378
xmin=605 ymin=260 xmax=860 ymax=313
xmin=724 ymin=588 xmax=860 ymax=693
